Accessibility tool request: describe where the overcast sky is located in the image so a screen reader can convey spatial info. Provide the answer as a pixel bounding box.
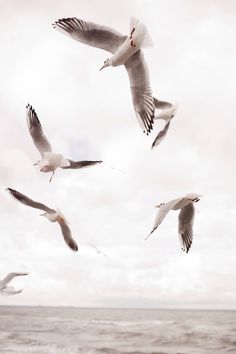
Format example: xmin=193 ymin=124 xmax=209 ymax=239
xmin=0 ymin=0 xmax=235 ymax=309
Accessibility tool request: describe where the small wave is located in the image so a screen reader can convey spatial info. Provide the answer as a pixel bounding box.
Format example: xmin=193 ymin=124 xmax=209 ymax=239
xmin=91 ymin=319 xmax=176 ymax=327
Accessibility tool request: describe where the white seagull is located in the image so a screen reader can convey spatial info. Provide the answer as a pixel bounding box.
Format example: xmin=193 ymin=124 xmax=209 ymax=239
xmin=145 ymin=193 xmax=202 ymax=253
xmin=53 ymin=17 xmax=173 ymax=135
xmin=6 ymin=188 xmax=78 ymax=252
xmin=152 ymin=100 xmax=177 ymax=149
xmin=26 ymin=104 xmax=102 ymax=182
xmin=89 ymin=243 xmax=110 ymax=259
xmin=0 ymin=272 xmax=28 ymax=295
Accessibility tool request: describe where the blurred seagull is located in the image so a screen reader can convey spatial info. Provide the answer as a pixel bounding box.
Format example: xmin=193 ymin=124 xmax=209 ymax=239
xmin=53 ymin=17 xmax=173 ymax=135
xmin=6 ymin=188 xmax=78 ymax=252
xmin=0 ymin=272 xmax=28 ymax=296
xmin=89 ymin=244 xmax=110 ymax=259
xmin=26 ymin=104 xmax=102 ymax=182
xmin=145 ymin=193 xmax=202 ymax=253
xmin=151 ymin=99 xmax=177 ymax=149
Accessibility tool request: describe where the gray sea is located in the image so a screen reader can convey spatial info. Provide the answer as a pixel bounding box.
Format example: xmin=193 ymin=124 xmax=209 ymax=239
xmin=0 ymin=306 xmax=235 ymax=354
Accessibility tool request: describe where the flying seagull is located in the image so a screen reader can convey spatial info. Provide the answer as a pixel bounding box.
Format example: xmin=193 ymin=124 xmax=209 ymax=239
xmin=0 ymin=272 xmax=28 ymax=296
xmin=53 ymin=17 xmax=173 ymax=135
xmin=26 ymin=104 xmax=102 ymax=182
xmin=145 ymin=193 xmax=202 ymax=253
xmin=89 ymin=243 xmax=110 ymax=259
xmin=6 ymin=188 xmax=78 ymax=252
xmin=151 ymin=99 xmax=177 ymax=149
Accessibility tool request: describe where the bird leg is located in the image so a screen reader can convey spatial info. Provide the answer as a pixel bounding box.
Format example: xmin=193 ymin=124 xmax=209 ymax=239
xmin=49 ymin=171 xmax=55 ymax=183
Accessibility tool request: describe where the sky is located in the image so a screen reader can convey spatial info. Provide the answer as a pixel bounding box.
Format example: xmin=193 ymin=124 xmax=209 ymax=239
xmin=0 ymin=0 xmax=235 ymax=309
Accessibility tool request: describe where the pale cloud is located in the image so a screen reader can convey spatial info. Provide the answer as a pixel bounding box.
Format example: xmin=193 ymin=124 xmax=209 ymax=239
xmin=0 ymin=0 xmax=235 ymax=309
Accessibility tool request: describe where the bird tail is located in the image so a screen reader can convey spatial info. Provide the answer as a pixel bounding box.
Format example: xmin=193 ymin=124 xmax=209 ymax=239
xmin=130 ymin=17 xmax=153 ymax=48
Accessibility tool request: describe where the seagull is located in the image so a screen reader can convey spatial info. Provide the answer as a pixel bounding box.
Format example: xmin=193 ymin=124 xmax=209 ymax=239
xmin=89 ymin=243 xmax=110 ymax=259
xmin=6 ymin=188 xmax=78 ymax=252
xmin=151 ymin=100 xmax=177 ymax=149
xmin=0 ymin=272 xmax=28 ymax=296
xmin=26 ymin=104 xmax=102 ymax=182
xmin=53 ymin=17 xmax=173 ymax=135
xmin=145 ymin=193 xmax=202 ymax=253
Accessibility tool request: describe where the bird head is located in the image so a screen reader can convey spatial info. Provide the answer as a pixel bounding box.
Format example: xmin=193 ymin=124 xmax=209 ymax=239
xmin=99 ymin=58 xmax=111 ymax=71
xmin=154 ymin=202 xmax=165 ymax=208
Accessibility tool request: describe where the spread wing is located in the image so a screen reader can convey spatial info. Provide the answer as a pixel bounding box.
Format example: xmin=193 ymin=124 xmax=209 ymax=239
xmin=6 ymin=188 xmax=55 ymax=213
xmin=58 ymin=219 xmax=78 ymax=252
xmin=145 ymin=197 xmax=183 ymax=240
xmin=0 ymin=272 xmax=28 ymax=287
xmin=60 ymin=160 xmax=102 ymax=170
xmin=125 ymin=50 xmax=155 ymax=135
xmin=151 ymin=120 xmax=171 ymax=149
xmin=26 ymin=104 xmax=52 ymax=157
xmin=53 ymin=18 xmax=126 ymax=54
xmin=178 ymin=203 xmax=195 ymax=253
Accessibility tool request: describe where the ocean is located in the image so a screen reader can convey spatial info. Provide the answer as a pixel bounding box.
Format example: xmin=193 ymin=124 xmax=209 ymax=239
xmin=0 ymin=306 xmax=235 ymax=354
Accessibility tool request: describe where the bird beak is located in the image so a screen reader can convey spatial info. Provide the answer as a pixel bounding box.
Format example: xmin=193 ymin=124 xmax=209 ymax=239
xmin=154 ymin=204 xmax=161 ymax=208
xmin=40 ymin=168 xmax=43 ymax=172
xmin=99 ymin=64 xmax=106 ymax=71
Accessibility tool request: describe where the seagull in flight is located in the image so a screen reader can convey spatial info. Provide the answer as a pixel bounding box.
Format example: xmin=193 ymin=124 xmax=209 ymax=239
xmin=26 ymin=104 xmax=102 ymax=182
xmin=145 ymin=193 xmax=202 ymax=253
xmin=89 ymin=244 xmax=110 ymax=259
xmin=6 ymin=188 xmax=78 ymax=252
xmin=0 ymin=272 xmax=28 ymax=295
xmin=53 ymin=17 xmax=173 ymax=135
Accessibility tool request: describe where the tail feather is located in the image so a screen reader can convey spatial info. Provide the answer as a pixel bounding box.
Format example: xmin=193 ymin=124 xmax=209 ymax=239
xmin=130 ymin=17 xmax=153 ymax=49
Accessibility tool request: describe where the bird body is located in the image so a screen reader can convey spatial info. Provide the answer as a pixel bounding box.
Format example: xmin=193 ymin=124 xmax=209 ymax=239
xmin=6 ymin=188 xmax=78 ymax=252
xmin=38 ymin=152 xmax=70 ymax=173
xmin=146 ymin=193 xmax=202 ymax=253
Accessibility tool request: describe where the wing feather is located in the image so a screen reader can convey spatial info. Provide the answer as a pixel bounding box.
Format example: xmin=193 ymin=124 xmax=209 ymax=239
xmin=151 ymin=120 xmax=171 ymax=149
xmin=146 ymin=197 xmax=183 ymax=240
xmin=125 ymin=50 xmax=154 ymax=135
xmin=53 ymin=17 xmax=126 ymax=54
xmin=6 ymin=188 xmax=55 ymax=213
xmin=61 ymin=160 xmax=102 ymax=170
xmin=26 ymin=104 xmax=52 ymax=157
xmin=178 ymin=203 xmax=195 ymax=253
xmin=58 ymin=220 xmax=78 ymax=252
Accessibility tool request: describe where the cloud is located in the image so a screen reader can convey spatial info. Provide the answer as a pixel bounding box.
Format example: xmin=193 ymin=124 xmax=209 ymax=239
xmin=0 ymin=0 xmax=235 ymax=309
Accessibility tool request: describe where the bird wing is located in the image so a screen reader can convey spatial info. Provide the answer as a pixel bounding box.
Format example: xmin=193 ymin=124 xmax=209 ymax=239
xmin=0 ymin=272 xmax=28 ymax=287
xmin=151 ymin=120 xmax=171 ymax=149
xmin=26 ymin=104 xmax=52 ymax=157
xmin=178 ymin=203 xmax=195 ymax=253
xmin=58 ymin=219 xmax=78 ymax=252
xmin=53 ymin=18 xmax=126 ymax=54
xmin=60 ymin=160 xmax=102 ymax=170
xmin=6 ymin=188 xmax=55 ymax=213
xmin=146 ymin=197 xmax=183 ymax=240
xmin=125 ymin=50 xmax=155 ymax=135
